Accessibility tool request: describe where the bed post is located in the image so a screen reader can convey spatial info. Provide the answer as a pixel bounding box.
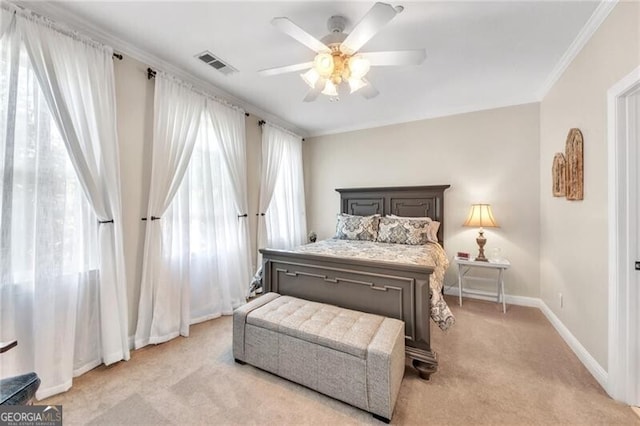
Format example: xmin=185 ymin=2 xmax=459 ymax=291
xmin=403 ymin=270 xmax=438 ymax=380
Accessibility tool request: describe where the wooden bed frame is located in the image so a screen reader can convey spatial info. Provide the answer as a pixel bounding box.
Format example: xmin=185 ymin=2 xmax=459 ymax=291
xmin=260 ymin=185 xmax=450 ymax=379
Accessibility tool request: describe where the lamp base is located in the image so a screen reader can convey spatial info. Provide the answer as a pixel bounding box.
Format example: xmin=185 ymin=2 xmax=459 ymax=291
xmin=475 ymin=230 xmax=488 ymax=262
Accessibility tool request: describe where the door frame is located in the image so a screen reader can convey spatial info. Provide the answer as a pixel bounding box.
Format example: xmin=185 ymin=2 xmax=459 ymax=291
xmin=607 ymin=65 xmax=640 ymax=405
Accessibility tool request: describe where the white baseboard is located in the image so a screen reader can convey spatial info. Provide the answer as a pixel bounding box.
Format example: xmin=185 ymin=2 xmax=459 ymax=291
xmin=444 ymin=286 xmax=608 ymax=390
xmin=537 ymin=300 xmax=608 ymax=390
xmin=444 ymin=286 xmax=540 ymax=307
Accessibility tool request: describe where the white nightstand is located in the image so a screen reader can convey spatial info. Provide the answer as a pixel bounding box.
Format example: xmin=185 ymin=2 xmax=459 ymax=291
xmin=454 ymin=256 xmax=511 ymax=313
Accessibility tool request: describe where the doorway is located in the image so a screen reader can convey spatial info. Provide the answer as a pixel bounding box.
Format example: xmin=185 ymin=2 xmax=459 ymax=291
xmin=607 ymin=66 xmax=640 ymax=406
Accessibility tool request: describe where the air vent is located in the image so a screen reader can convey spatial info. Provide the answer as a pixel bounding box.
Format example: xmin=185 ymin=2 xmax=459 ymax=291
xmin=195 ymin=51 xmax=237 ymax=75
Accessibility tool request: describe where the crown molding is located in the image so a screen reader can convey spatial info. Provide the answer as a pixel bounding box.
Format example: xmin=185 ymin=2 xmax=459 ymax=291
xmin=13 ymin=0 xmax=309 ymax=137
xmin=536 ymin=0 xmax=618 ymax=100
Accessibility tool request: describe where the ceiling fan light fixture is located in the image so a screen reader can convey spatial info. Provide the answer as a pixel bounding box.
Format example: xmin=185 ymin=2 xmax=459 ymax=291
xmin=348 ymin=77 xmax=367 ymax=93
xmin=301 ymin=68 xmax=320 ymax=88
xmin=263 ymin=2 xmax=421 ymax=102
xmin=348 ymin=55 xmax=370 ymax=79
xmin=313 ymin=52 xmax=334 ymax=77
xmin=321 ymin=80 xmax=338 ymax=96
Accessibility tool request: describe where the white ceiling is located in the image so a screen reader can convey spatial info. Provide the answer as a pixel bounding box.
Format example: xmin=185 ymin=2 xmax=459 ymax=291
xmin=28 ymin=1 xmax=600 ymax=136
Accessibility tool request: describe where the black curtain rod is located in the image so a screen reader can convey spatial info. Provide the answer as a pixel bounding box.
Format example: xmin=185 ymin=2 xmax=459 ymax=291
xmin=146 ymin=67 xmax=248 ymax=117
xmin=113 ymin=53 xmax=123 ymax=60
xmin=258 ymin=120 xmax=304 ymax=141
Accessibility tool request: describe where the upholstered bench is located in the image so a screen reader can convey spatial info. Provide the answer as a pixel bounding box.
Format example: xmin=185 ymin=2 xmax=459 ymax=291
xmin=233 ymin=293 xmax=405 ymax=423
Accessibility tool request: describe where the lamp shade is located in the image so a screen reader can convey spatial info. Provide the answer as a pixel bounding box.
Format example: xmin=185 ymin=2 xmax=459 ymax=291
xmin=463 ymin=204 xmax=499 ymax=228
xmin=313 ymin=52 xmax=334 ymax=78
xmin=301 ymin=68 xmax=320 ymax=88
xmin=321 ymin=80 xmax=338 ymax=96
xmin=348 ymin=55 xmax=370 ymax=79
xmin=348 ymin=77 xmax=367 ymax=93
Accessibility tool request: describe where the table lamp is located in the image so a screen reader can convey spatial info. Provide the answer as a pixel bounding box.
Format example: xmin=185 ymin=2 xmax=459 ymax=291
xmin=463 ymin=204 xmax=499 ymax=262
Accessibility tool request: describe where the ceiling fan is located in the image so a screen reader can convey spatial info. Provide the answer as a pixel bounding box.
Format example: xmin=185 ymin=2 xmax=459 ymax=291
xmin=258 ymin=2 xmax=426 ymax=102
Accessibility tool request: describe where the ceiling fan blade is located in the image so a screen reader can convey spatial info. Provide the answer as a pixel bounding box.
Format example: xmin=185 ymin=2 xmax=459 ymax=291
xmin=360 ymin=49 xmax=426 ymax=66
xmin=258 ymin=62 xmax=313 ymax=76
xmin=359 ymin=79 xmax=380 ymax=99
xmin=303 ymin=88 xmax=321 ymax=102
xmin=272 ymin=17 xmax=331 ymax=53
xmin=303 ymin=77 xmax=326 ymax=102
xmin=340 ymin=2 xmax=400 ymax=55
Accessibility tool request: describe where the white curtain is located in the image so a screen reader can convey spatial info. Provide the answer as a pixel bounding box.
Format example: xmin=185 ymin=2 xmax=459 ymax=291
xmin=256 ymin=123 xmax=307 ymax=262
xmin=206 ymin=99 xmax=252 ymax=293
xmin=135 ymin=73 xmax=203 ymax=348
xmin=0 ymin=7 xmax=128 ymax=399
xmin=20 ymin=11 xmax=129 ymax=368
xmin=135 ymin=76 xmax=249 ymax=347
xmin=174 ymin=115 xmax=247 ymax=322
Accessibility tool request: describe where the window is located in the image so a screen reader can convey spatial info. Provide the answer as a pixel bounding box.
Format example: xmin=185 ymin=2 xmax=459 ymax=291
xmin=187 ymin=113 xmax=235 ymax=256
xmin=163 ymin=113 xmax=235 ymax=257
xmin=0 ymin=28 xmax=101 ymax=384
xmin=0 ymin=43 xmax=97 ymax=287
xmin=159 ymin=111 xmax=247 ymax=321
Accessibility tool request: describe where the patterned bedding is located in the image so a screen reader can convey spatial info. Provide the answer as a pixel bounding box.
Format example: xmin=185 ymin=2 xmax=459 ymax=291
xmin=283 ymin=239 xmax=455 ymax=331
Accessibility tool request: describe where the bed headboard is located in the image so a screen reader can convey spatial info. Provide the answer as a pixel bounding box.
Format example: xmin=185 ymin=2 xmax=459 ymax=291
xmin=335 ymin=185 xmax=451 ymax=245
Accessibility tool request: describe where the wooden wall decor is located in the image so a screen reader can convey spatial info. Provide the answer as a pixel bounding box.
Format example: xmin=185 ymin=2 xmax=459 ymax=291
xmin=565 ymin=128 xmax=584 ymax=200
xmin=552 ymin=153 xmax=566 ymax=197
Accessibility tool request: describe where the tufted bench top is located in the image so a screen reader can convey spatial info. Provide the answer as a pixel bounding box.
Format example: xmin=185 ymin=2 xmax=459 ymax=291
xmin=246 ymin=295 xmax=385 ymax=358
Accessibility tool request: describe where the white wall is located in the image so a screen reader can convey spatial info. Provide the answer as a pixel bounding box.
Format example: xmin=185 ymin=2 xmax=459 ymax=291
xmin=303 ymin=103 xmax=540 ymax=296
xmin=114 ymin=56 xmax=154 ymax=337
xmin=245 ymin=114 xmax=263 ymax=272
xmin=113 ymin=56 xmax=264 ymax=336
xmin=539 ymin=1 xmax=640 ymax=368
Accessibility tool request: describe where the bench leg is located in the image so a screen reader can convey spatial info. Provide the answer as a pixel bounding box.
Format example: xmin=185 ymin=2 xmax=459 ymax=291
xmin=234 ymin=358 xmax=246 ymax=365
xmin=372 ymin=413 xmax=390 ymax=424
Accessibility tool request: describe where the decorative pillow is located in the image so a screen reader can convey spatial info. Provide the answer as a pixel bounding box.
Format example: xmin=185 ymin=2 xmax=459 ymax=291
xmin=388 ymin=214 xmax=440 ymax=243
xmin=334 ymin=213 xmax=380 ymax=241
xmin=377 ymin=216 xmax=430 ymax=245
xmin=428 ymin=221 xmax=441 ymax=243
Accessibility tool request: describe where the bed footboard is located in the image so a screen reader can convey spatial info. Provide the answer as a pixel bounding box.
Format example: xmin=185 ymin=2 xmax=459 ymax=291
xmin=260 ymin=248 xmax=437 ymax=379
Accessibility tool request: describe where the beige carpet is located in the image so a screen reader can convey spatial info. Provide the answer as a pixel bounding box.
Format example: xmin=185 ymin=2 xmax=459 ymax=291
xmin=44 ymin=296 xmax=639 ymax=425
